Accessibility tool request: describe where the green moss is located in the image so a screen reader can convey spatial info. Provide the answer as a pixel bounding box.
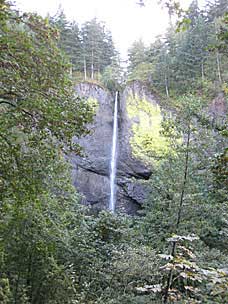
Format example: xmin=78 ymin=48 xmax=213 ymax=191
xmin=127 ymin=93 xmax=173 ymax=163
xmin=87 ymin=97 xmax=99 ymax=114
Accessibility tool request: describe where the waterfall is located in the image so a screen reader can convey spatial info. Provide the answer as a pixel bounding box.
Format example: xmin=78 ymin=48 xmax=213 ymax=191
xmin=109 ymin=91 xmax=118 ymax=212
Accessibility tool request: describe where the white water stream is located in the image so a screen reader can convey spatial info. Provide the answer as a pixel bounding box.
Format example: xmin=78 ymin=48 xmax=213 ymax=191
xmin=109 ymin=92 xmax=118 ymax=212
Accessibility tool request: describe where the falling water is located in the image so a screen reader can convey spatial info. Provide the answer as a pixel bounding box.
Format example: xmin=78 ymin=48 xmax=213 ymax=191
xmin=109 ymin=92 xmax=118 ymax=212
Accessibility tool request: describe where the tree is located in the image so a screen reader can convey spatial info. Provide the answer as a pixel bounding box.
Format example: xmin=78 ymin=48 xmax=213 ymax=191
xmin=81 ymin=18 xmax=115 ymax=79
xmin=0 ymin=2 xmax=94 ymax=302
xmin=128 ymin=39 xmax=147 ymax=70
xmin=50 ymin=9 xmax=83 ymax=72
xmin=101 ymin=54 xmax=124 ymax=91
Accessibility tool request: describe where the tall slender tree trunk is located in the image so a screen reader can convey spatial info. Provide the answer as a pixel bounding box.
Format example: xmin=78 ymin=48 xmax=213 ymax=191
xmin=214 ymin=20 xmax=222 ymax=83
xmin=84 ymin=56 xmax=87 ymax=80
xmin=201 ymin=62 xmax=204 ymax=82
xmin=165 ymin=73 xmax=169 ymax=98
xmin=91 ymin=49 xmax=94 ymax=80
xmin=97 ymin=61 xmax=100 ymax=81
xmin=164 ymin=125 xmax=191 ymax=304
xmin=216 ymin=51 xmax=222 ymax=83
xmin=164 ymin=51 xmax=170 ymax=98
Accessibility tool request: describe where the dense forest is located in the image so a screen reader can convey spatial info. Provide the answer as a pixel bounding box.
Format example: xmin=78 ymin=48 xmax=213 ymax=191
xmin=0 ymin=0 xmax=228 ymax=303
xmin=49 ymin=9 xmax=121 ymax=86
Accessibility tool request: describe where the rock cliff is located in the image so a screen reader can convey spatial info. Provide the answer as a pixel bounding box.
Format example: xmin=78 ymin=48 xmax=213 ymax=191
xmin=71 ymin=81 xmax=164 ymax=214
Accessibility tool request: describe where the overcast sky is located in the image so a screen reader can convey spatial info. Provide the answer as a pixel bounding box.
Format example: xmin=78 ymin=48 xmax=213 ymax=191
xmin=14 ymin=0 xmax=203 ymax=59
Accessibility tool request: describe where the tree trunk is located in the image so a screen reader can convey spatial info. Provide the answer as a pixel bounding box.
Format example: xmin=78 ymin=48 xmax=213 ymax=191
xmin=163 ymin=125 xmax=191 ymax=304
xmin=84 ymin=56 xmax=87 ymax=80
xmin=165 ymin=73 xmax=169 ymax=98
xmin=91 ymin=49 xmax=94 ymax=80
xmin=214 ymin=20 xmax=222 ymax=83
xmin=216 ymin=51 xmax=222 ymax=83
xmin=201 ymin=62 xmax=204 ymax=82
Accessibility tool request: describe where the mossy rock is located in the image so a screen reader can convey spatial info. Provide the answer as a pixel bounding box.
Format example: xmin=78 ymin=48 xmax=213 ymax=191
xmin=127 ymin=93 xmax=173 ymax=164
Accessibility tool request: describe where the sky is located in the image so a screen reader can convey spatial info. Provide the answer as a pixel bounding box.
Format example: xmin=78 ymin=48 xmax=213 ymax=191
xmin=14 ymin=0 xmax=204 ymax=59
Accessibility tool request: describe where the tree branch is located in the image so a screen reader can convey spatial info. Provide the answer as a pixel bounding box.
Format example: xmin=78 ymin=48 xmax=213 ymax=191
xmin=0 ymin=99 xmax=34 ymax=118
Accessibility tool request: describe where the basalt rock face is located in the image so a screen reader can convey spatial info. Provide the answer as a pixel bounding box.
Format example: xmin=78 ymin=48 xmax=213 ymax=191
xmin=71 ymin=81 xmax=159 ymax=214
xmin=71 ymin=83 xmax=113 ymax=210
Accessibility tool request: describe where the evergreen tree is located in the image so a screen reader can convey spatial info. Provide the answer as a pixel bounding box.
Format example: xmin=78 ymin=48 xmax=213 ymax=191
xmin=49 ymin=9 xmax=83 ymax=72
xmin=81 ymin=18 xmax=115 ymax=79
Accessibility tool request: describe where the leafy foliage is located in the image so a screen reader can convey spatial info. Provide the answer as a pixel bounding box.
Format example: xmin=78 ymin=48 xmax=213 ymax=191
xmin=0 ymin=2 xmax=94 ymax=303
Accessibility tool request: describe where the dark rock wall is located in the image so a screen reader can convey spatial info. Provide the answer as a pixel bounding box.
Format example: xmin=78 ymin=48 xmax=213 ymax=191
xmin=71 ymin=83 xmax=112 ymax=210
xmin=71 ymin=81 xmax=160 ymax=214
